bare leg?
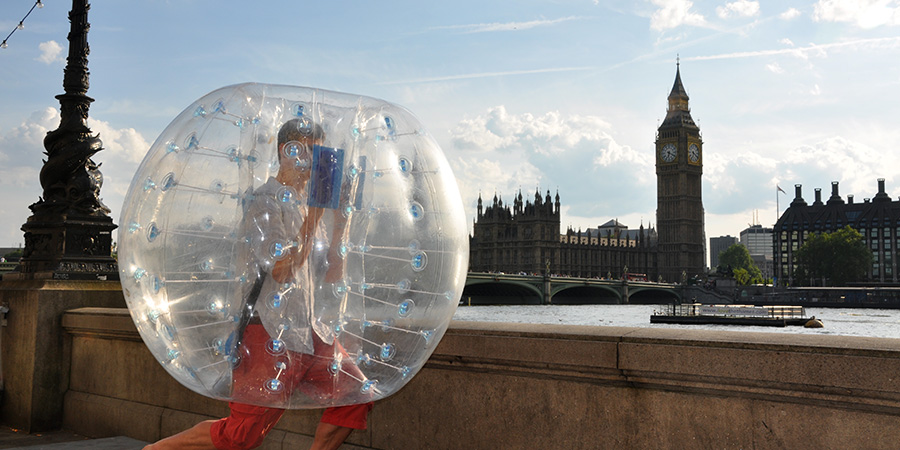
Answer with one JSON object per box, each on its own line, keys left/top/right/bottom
{"left": 143, "top": 420, "right": 217, "bottom": 450}
{"left": 309, "top": 422, "right": 353, "bottom": 450}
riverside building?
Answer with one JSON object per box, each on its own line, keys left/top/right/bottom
{"left": 774, "top": 179, "right": 900, "bottom": 286}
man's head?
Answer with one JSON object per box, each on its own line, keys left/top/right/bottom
{"left": 277, "top": 117, "right": 324, "bottom": 148}
{"left": 276, "top": 118, "right": 324, "bottom": 184}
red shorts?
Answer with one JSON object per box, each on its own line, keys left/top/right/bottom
{"left": 210, "top": 402, "right": 373, "bottom": 450}
{"left": 210, "top": 324, "right": 373, "bottom": 450}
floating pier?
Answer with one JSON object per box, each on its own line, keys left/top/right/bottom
{"left": 651, "top": 304, "right": 817, "bottom": 327}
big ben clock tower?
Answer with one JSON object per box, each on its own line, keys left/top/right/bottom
{"left": 656, "top": 60, "right": 706, "bottom": 282}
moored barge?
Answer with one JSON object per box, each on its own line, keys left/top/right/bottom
{"left": 651, "top": 304, "right": 821, "bottom": 327}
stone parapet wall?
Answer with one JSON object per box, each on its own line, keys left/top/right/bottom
{"left": 61, "top": 308, "right": 900, "bottom": 449}
{"left": 0, "top": 281, "right": 126, "bottom": 431}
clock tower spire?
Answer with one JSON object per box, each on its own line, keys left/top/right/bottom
{"left": 655, "top": 60, "right": 706, "bottom": 283}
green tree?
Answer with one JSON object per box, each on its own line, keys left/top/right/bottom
{"left": 717, "top": 243, "right": 763, "bottom": 285}
{"left": 732, "top": 267, "right": 751, "bottom": 285}
{"left": 3, "top": 248, "right": 23, "bottom": 262}
{"left": 795, "top": 225, "right": 873, "bottom": 286}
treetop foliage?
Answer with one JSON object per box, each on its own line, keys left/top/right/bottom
{"left": 794, "top": 225, "right": 873, "bottom": 286}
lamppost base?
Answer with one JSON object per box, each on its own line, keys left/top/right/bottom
{"left": 14, "top": 213, "right": 118, "bottom": 281}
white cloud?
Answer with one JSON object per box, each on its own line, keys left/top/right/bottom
{"left": 779, "top": 8, "right": 802, "bottom": 20}
{"left": 449, "top": 106, "right": 654, "bottom": 231}
{"left": 36, "top": 40, "right": 63, "bottom": 64}
{"left": 766, "top": 62, "right": 784, "bottom": 73}
{"left": 650, "top": 0, "right": 707, "bottom": 31}
{"left": 687, "top": 36, "right": 900, "bottom": 62}
{"left": 780, "top": 38, "right": 795, "bottom": 46}
{"left": 716, "top": 0, "right": 761, "bottom": 19}
{"left": 0, "top": 108, "right": 150, "bottom": 246}
{"left": 781, "top": 137, "right": 892, "bottom": 197}
{"left": 813, "top": 0, "right": 900, "bottom": 28}
{"left": 433, "top": 17, "right": 582, "bottom": 34}
{"left": 703, "top": 135, "right": 896, "bottom": 223}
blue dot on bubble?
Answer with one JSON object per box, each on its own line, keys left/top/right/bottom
{"left": 185, "top": 134, "right": 200, "bottom": 150}
{"left": 410, "top": 202, "right": 423, "bottom": 220}
{"left": 380, "top": 343, "right": 395, "bottom": 360}
{"left": 285, "top": 143, "right": 299, "bottom": 158}
{"left": 267, "top": 339, "right": 285, "bottom": 355}
{"left": 266, "top": 378, "right": 283, "bottom": 393}
{"left": 411, "top": 252, "right": 427, "bottom": 271}
{"left": 270, "top": 242, "right": 287, "bottom": 259}
{"left": 161, "top": 173, "right": 176, "bottom": 191}
{"left": 277, "top": 187, "right": 294, "bottom": 203}
{"left": 398, "top": 300, "right": 414, "bottom": 317}
{"left": 269, "top": 293, "right": 282, "bottom": 309}
{"left": 399, "top": 157, "right": 411, "bottom": 174}
{"left": 146, "top": 223, "right": 160, "bottom": 242}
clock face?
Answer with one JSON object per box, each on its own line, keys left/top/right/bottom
{"left": 660, "top": 143, "right": 676, "bottom": 162}
{"left": 689, "top": 143, "right": 700, "bottom": 163}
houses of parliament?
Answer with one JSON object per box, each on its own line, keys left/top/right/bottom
{"left": 468, "top": 63, "right": 706, "bottom": 283}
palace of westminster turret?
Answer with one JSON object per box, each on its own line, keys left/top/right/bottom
{"left": 468, "top": 189, "right": 658, "bottom": 279}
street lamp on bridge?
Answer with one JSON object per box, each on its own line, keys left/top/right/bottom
{"left": 16, "top": 0, "right": 117, "bottom": 280}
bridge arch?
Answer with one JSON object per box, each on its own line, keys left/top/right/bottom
{"left": 627, "top": 286, "right": 681, "bottom": 304}
{"left": 462, "top": 277, "right": 544, "bottom": 305}
{"left": 550, "top": 284, "right": 622, "bottom": 304}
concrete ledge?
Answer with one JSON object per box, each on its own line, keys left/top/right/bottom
{"left": 60, "top": 309, "right": 900, "bottom": 449}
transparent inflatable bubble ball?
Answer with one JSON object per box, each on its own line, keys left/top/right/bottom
{"left": 119, "top": 83, "right": 468, "bottom": 408}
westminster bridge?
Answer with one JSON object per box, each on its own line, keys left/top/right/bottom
{"left": 462, "top": 272, "right": 689, "bottom": 305}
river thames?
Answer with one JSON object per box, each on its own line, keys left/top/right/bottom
{"left": 453, "top": 304, "right": 900, "bottom": 339}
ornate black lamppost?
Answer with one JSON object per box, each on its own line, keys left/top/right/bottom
{"left": 18, "top": 0, "right": 117, "bottom": 280}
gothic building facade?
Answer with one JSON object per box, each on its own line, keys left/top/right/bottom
{"left": 655, "top": 62, "right": 706, "bottom": 282}
{"left": 468, "top": 190, "right": 658, "bottom": 279}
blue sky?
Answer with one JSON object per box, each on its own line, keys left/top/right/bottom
{"left": 1, "top": 0, "right": 899, "bottom": 265}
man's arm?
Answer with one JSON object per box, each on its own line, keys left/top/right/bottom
{"left": 271, "top": 206, "right": 325, "bottom": 283}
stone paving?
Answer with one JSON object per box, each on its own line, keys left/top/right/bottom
{"left": 0, "top": 427, "right": 147, "bottom": 450}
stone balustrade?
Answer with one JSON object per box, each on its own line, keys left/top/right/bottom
{"left": 54, "top": 308, "right": 900, "bottom": 449}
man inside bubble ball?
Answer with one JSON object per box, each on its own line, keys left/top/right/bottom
{"left": 144, "top": 118, "right": 373, "bottom": 450}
